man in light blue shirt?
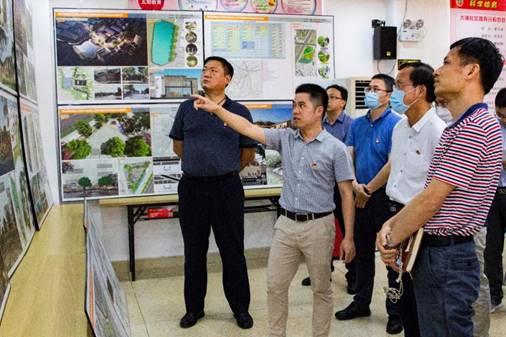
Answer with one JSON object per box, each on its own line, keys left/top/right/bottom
{"left": 192, "top": 83, "right": 356, "bottom": 337}
{"left": 302, "top": 84, "right": 355, "bottom": 290}
{"left": 323, "top": 85, "right": 354, "bottom": 143}
{"left": 336, "top": 74, "right": 403, "bottom": 335}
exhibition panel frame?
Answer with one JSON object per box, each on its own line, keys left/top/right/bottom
{"left": 52, "top": 7, "right": 334, "bottom": 201}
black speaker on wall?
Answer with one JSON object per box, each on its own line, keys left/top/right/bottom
{"left": 373, "top": 26, "right": 397, "bottom": 60}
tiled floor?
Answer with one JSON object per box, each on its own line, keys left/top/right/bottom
{"left": 123, "top": 257, "right": 506, "bottom": 337}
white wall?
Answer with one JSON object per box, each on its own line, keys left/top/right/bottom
{"left": 326, "top": 0, "right": 450, "bottom": 79}
{"left": 33, "top": 0, "right": 451, "bottom": 261}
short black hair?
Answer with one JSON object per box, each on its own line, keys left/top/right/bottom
{"left": 496, "top": 87, "right": 506, "bottom": 108}
{"left": 450, "top": 37, "right": 504, "bottom": 95}
{"left": 399, "top": 62, "right": 436, "bottom": 103}
{"left": 371, "top": 73, "right": 395, "bottom": 92}
{"left": 295, "top": 83, "right": 328, "bottom": 113}
{"left": 204, "top": 56, "right": 234, "bottom": 78}
{"left": 326, "top": 84, "right": 348, "bottom": 109}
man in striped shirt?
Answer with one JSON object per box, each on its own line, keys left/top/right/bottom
{"left": 377, "top": 37, "right": 504, "bottom": 337}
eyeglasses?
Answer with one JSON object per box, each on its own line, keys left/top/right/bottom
{"left": 328, "top": 95, "right": 344, "bottom": 101}
{"left": 364, "top": 87, "right": 391, "bottom": 94}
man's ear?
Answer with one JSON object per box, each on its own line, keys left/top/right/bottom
{"left": 465, "top": 63, "right": 480, "bottom": 80}
{"left": 316, "top": 105, "right": 324, "bottom": 117}
{"left": 225, "top": 74, "right": 232, "bottom": 87}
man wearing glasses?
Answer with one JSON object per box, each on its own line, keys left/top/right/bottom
{"left": 335, "top": 74, "right": 403, "bottom": 335}
{"left": 484, "top": 87, "right": 506, "bottom": 313}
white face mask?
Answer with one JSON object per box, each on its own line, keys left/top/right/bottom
{"left": 435, "top": 106, "right": 452, "bottom": 122}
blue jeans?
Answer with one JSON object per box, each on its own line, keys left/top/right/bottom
{"left": 412, "top": 241, "right": 479, "bottom": 337}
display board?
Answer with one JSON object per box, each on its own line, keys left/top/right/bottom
{"left": 204, "top": 12, "right": 334, "bottom": 100}
{"left": 58, "top": 104, "right": 177, "bottom": 201}
{"left": 129, "top": 0, "right": 322, "bottom": 15}
{"left": 53, "top": 9, "right": 204, "bottom": 105}
{"left": 58, "top": 101, "right": 291, "bottom": 200}
{"left": 53, "top": 8, "right": 331, "bottom": 200}
{"left": 239, "top": 101, "right": 291, "bottom": 186}
{"left": 19, "top": 99, "right": 53, "bottom": 225}
{"left": 0, "top": 277, "right": 10, "bottom": 323}
{"left": 0, "top": 90, "right": 36, "bottom": 279}
{"left": 85, "top": 208, "right": 130, "bottom": 337}
{"left": 0, "top": 0, "right": 16, "bottom": 95}
{"left": 13, "top": 0, "right": 37, "bottom": 102}
{"left": 450, "top": 0, "right": 505, "bottom": 113}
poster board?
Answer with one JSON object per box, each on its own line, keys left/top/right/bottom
{"left": 128, "top": 0, "right": 323, "bottom": 15}
{"left": 85, "top": 207, "right": 130, "bottom": 337}
{"left": 19, "top": 99, "right": 53, "bottom": 226}
{"left": 204, "top": 12, "right": 334, "bottom": 100}
{"left": 0, "top": 0, "right": 16, "bottom": 96}
{"left": 0, "top": 90, "right": 36, "bottom": 279}
{"left": 13, "top": 0, "right": 37, "bottom": 102}
{"left": 53, "top": 8, "right": 333, "bottom": 200}
{"left": 53, "top": 8, "right": 204, "bottom": 105}
{"left": 58, "top": 100, "right": 291, "bottom": 201}
{"left": 239, "top": 101, "right": 291, "bottom": 186}
{"left": 450, "top": 0, "right": 506, "bottom": 113}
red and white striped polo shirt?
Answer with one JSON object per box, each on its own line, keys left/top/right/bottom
{"left": 424, "top": 103, "right": 502, "bottom": 236}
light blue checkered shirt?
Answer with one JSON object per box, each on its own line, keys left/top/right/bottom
{"left": 264, "top": 128, "right": 354, "bottom": 213}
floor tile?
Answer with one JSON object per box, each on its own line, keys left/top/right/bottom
{"left": 131, "top": 257, "right": 506, "bottom": 337}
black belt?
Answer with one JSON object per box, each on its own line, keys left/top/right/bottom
{"left": 280, "top": 208, "right": 332, "bottom": 222}
{"left": 388, "top": 200, "right": 404, "bottom": 213}
{"left": 183, "top": 172, "right": 237, "bottom": 182}
{"left": 497, "top": 187, "right": 506, "bottom": 195}
{"left": 422, "top": 234, "right": 473, "bottom": 247}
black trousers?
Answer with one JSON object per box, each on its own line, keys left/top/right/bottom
{"left": 178, "top": 173, "right": 250, "bottom": 314}
{"left": 484, "top": 190, "right": 506, "bottom": 305}
{"left": 334, "top": 185, "right": 356, "bottom": 286}
{"left": 389, "top": 204, "right": 420, "bottom": 337}
{"left": 353, "top": 188, "right": 400, "bottom": 319}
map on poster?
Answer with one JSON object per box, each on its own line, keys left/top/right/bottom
{"left": 85, "top": 211, "right": 130, "bottom": 337}
{"left": 58, "top": 101, "right": 291, "bottom": 200}
{"left": 0, "top": 0, "right": 16, "bottom": 95}
{"left": 13, "top": 0, "right": 38, "bottom": 102}
{"left": 19, "top": 99, "right": 54, "bottom": 227}
{"left": 53, "top": 9, "right": 204, "bottom": 104}
{"left": 0, "top": 90, "right": 36, "bottom": 279}
{"left": 204, "top": 12, "right": 334, "bottom": 100}
{"left": 129, "top": 0, "right": 322, "bottom": 14}
{"left": 450, "top": 0, "right": 505, "bottom": 113}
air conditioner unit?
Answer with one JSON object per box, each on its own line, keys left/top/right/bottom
{"left": 336, "top": 77, "right": 371, "bottom": 118}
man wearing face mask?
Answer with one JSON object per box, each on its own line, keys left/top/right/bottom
{"left": 336, "top": 74, "right": 402, "bottom": 335}
{"left": 435, "top": 97, "right": 453, "bottom": 123}
{"left": 365, "top": 62, "right": 446, "bottom": 337}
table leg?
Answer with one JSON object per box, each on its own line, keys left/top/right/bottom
{"left": 127, "top": 206, "right": 136, "bottom": 281}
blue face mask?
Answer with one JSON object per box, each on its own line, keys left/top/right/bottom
{"left": 390, "top": 88, "right": 409, "bottom": 114}
{"left": 364, "top": 92, "right": 381, "bottom": 110}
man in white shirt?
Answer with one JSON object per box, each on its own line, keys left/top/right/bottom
{"left": 366, "top": 62, "right": 446, "bottom": 336}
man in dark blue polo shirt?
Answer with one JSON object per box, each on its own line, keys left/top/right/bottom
{"left": 169, "top": 56, "right": 257, "bottom": 329}
{"left": 335, "top": 74, "right": 403, "bottom": 334}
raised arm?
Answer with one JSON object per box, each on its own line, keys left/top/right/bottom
{"left": 193, "top": 95, "right": 266, "bottom": 144}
